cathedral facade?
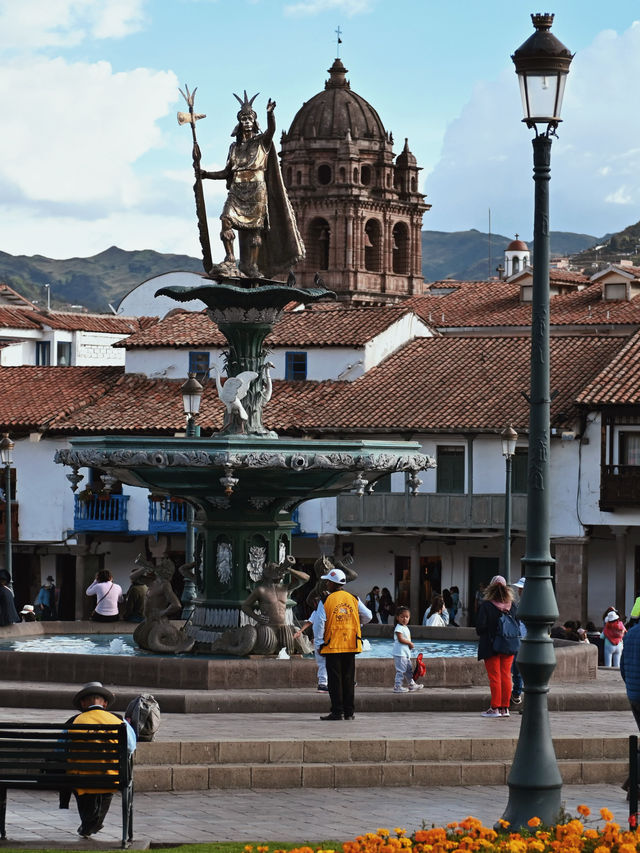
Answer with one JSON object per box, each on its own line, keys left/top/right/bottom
{"left": 280, "top": 59, "right": 430, "bottom": 303}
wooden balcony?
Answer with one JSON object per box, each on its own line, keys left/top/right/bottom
{"left": 337, "top": 493, "right": 527, "bottom": 533}
{"left": 74, "top": 494, "right": 129, "bottom": 532}
{"left": 600, "top": 465, "right": 640, "bottom": 510}
{"left": 0, "top": 502, "right": 19, "bottom": 541}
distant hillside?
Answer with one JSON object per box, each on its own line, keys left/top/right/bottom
{"left": 569, "top": 219, "right": 640, "bottom": 273}
{"left": 0, "top": 246, "right": 204, "bottom": 312}
{"left": 421, "top": 229, "right": 601, "bottom": 282}
{"left": 0, "top": 224, "right": 628, "bottom": 313}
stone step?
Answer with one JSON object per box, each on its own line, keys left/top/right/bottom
{"left": 0, "top": 684, "right": 627, "bottom": 714}
{"left": 134, "top": 735, "right": 629, "bottom": 767}
{"left": 130, "top": 734, "right": 631, "bottom": 790}
{"left": 132, "top": 757, "right": 629, "bottom": 791}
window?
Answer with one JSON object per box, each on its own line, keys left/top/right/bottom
{"left": 620, "top": 433, "right": 640, "bottom": 466}
{"left": 36, "top": 341, "right": 51, "bottom": 366}
{"left": 189, "top": 351, "right": 210, "bottom": 382}
{"left": 57, "top": 341, "right": 71, "bottom": 366}
{"left": 285, "top": 352, "right": 307, "bottom": 381}
{"left": 317, "top": 165, "right": 332, "bottom": 185}
{"left": 436, "top": 446, "right": 465, "bottom": 494}
{"left": 512, "top": 448, "right": 529, "bottom": 494}
{"left": 307, "top": 218, "right": 330, "bottom": 270}
{"left": 360, "top": 165, "right": 371, "bottom": 186}
{"left": 392, "top": 222, "right": 409, "bottom": 274}
{"left": 364, "top": 219, "right": 382, "bottom": 272}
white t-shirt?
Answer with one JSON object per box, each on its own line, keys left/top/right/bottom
{"left": 86, "top": 580, "right": 122, "bottom": 616}
{"left": 425, "top": 612, "right": 447, "bottom": 627}
{"left": 393, "top": 623, "right": 412, "bottom": 658}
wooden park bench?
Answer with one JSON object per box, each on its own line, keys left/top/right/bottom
{"left": 0, "top": 721, "right": 133, "bottom": 848}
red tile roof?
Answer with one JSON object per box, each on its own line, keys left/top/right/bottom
{"left": 0, "top": 334, "right": 629, "bottom": 436}
{"left": 120, "top": 303, "right": 420, "bottom": 349}
{"left": 0, "top": 366, "right": 124, "bottom": 432}
{"left": 407, "top": 279, "right": 640, "bottom": 329}
{"left": 264, "top": 335, "right": 627, "bottom": 434}
{"left": 0, "top": 304, "right": 156, "bottom": 335}
{"left": 577, "top": 329, "right": 640, "bottom": 406}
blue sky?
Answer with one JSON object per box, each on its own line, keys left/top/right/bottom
{"left": 0, "top": 0, "right": 639, "bottom": 260}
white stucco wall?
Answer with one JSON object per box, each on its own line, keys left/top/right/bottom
{"left": 75, "top": 332, "right": 127, "bottom": 366}
{"left": 116, "top": 272, "right": 207, "bottom": 318}
{"left": 363, "top": 314, "right": 432, "bottom": 372}
{"left": 14, "top": 436, "right": 76, "bottom": 542}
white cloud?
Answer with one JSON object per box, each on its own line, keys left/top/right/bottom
{"left": 605, "top": 187, "right": 634, "bottom": 205}
{"left": 0, "top": 0, "right": 146, "bottom": 50}
{"left": 425, "top": 20, "right": 640, "bottom": 238}
{"left": 0, "top": 56, "right": 177, "bottom": 210}
{"left": 284, "top": 0, "right": 374, "bottom": 17}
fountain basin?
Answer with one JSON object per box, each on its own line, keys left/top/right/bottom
{"left": 0, "top": 622, "right": 597, "bottom": 692}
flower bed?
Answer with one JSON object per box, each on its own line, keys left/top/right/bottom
{"left": 254, "top": 807, "right": 640, "bottom": 853}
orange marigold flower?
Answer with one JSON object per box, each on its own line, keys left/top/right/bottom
{"left": 256, "top": 846, "right": 269, "bottom": 853}
{"left": 600, "top": 808, "right": 614, "bottom": 822}
{"left": 527, "top": 818, "right": 541, "bottom": 828}
{"left": 497, "top": 819, "right": 511, "bottom": 829}
{"left": 594, "top": 846, "right": 610, "bottom": 853}
{"left": 447, "top": 823, "right": 458, "bottom": 830}
{"left": 244, "top": 846, "right": 254, "bottom": 852}
{"left": 394, "top": 829, "right": 407, "bottom": 837}
{"left": 619, "top": 844, "right": 636, "bottom": 853}
{"left": 414, "top": 832, "right": 429, "bottom": 843}
{"left": 576, "top": 804, "right": 591, "bottom": 817}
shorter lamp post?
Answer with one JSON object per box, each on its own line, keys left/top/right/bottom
{"left": 0, "top": 433, "right": 14, "bottom": 582}
{"left": 181, "top": 373, "right": 203, "bottom": 437}
{"left": 501, "top": 425, "right": 518, "bottom": 584}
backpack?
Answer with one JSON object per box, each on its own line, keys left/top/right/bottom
{"left": 124, "top": 694, "right": 161, "bottom": 742}
{"left": 492, "top": 610, "right": 521, "bottom": 655}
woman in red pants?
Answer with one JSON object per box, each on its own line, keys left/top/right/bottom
{"left": 476, "top": 575, "right": 518, "bottom": 718}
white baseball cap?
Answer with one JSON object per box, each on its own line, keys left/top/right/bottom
{"left": 513, "top": 577, "right": 526, "bottom": 589}
{"left": 320, "top": 568, "right": 346, "bottom": 585}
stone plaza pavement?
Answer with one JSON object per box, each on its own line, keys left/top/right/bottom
{"left": 0, "top": 668, "right": 637, "bottom": 849}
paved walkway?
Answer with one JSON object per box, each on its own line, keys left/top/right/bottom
{"left": 0, "top": 669, "right": 635, "bottom": 848}
{"left": 3, "top": 784, "right": 633, "bottom": 848}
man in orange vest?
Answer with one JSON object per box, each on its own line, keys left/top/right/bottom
{"left": 316, "top": 567, "right": 372, "bottom": 721}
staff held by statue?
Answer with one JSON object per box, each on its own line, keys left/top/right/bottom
{"left": 177, "top": 84, "right": 213, "bottom": 274}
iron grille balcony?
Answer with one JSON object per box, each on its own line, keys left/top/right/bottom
{"left": 74, "top": 494, "right": 129, "bottom": 532}
{"left": 148, "top": 497, "right": 188, "bottom": 533}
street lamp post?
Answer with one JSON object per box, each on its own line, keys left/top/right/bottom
{"left": 502, "top": 13, "right": 573, "bottom": 829}
{"left": 181, "top": 373, "right": 203, "bottom": 438}
{"left": 501, "top": 425, "right": 518, "bottom": 584}
{"left": 0, "top": 433, "right": 14, "bottom": 582}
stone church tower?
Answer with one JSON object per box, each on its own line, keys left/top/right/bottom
{"left": 280, "top": 58, "right": 430, "bottom": 303}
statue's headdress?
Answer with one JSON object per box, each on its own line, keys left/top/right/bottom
{"left": 231, "top": 90, "right": 260, "bottom": 137}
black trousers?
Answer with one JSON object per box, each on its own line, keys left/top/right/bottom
{"left": 75, "top": 793, "right": 113, "bottom": 834}
{"left": 325, "top": 652, "right": 356, "bottom": 717}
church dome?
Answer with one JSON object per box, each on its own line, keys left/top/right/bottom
{"left": 507, "top": 236, "right": 529, "bottom": 252}
{"left": 286, "top": 58, "right": 388, "bottom": 141}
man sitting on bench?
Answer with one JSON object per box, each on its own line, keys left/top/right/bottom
{"left": 68, "top": 681, "right": 136, "bottom": 839}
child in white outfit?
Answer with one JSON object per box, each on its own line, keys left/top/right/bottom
{"left": 293, "top": 608, "right": 328, "bottom": 691}
{"left": 393, "top": 606, "right": 424, "bottom": 693}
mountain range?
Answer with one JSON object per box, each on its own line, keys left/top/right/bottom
{"left": 0, "top": 226, "right": 629, "bottom": 313}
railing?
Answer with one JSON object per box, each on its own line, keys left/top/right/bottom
{"left": 148, "top": 497, "right": 188, "bottom": 533}
{"left": 337, "top": 492, "right": 527, "bottom": 532}
{"left": 74, "top": 494, "right": 129, "bottom": 532}
{"left": 0, "top": 502, "right": 19, "bottom": 541}
{"left": 600, "top": 465, "right": 640, "bottom": 509}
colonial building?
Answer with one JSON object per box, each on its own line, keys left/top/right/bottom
{"left": 280, "top": 58, "right": 429, "bottom": 303}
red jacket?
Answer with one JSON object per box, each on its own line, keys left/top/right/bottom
{"left": 603, "top": 619, "right": 626, "bottom": 645}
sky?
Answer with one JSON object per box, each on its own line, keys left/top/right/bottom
{"left": 0, "top": 0, "right": 639, "bottom": 262}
